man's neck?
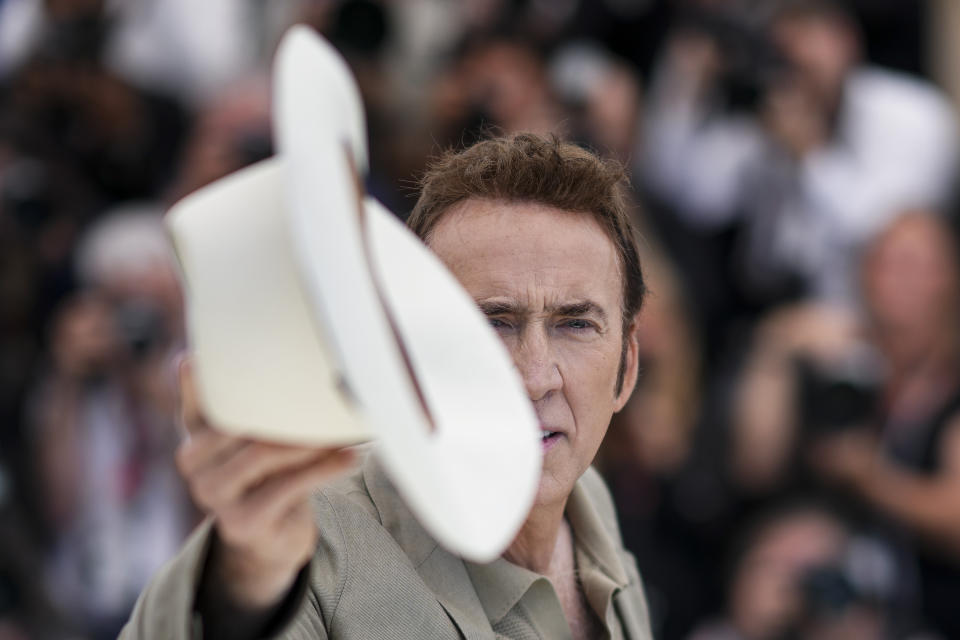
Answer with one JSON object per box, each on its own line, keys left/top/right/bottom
{"left": 503, "top": 498, "right": 568, "bottom": 574}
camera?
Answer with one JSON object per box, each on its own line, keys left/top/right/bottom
{"left": 113, "top": 299, "right": 168, "bottom": 361}
{"left": 794, "top": 348, "right": 883, "bottom": 434}
{"left": 678, "top": 7, "right": 793, "bottom": 113}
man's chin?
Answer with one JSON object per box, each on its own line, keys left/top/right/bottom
{"left": 531, "top": 470, "right": 574, "bottom": 510}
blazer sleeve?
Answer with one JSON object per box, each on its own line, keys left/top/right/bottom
{"left": 118, "top": 517, "right": 333, "bottom": 640}
{"left": 118, "top": 519, "right": 216, "bottom": 640}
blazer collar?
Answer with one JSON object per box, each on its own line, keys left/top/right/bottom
{"left": 361, "top": 457, "right": 633, "bottom": 632}
{"left": 565, "top": 471, "right": 630, "bottom": 587}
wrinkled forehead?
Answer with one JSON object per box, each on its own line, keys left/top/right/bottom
{"left": 425, "top": 198, "right": 623, "bottom": 304}
{"left": 427, "top": 198, "right": 615, "bottom": 261}
{"left": 427, "top": 197, "right": 620, "bottom": 257}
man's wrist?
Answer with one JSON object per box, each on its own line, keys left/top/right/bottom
{"left": 196, "top": 535, "right": 312, "bottom": 639}
{"left": 215, "top": 540, "right": 304, "bottom": 608}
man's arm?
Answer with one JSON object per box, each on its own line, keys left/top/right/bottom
{"left": 121, "top": 357, "right": 355, "bottom": 640}
{"left": 812, "top": 416, "right": 960, "bottom": 559}
{"left": 641, "top": 33, "right": 763, "bottom": 227}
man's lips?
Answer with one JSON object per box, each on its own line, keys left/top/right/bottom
{"left": 539, "top": 423, "right": 563, "bottom": 438}
{"left": 540, "top": 426, "right": 563, "bottom": 451}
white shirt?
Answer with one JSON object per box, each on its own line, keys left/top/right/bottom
{"left": 642, "top": 65, "right": 959, "bottom": 302}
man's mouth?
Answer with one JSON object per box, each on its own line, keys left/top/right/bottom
{"left": 540, "top": 429, "right": 562, "bottom": 451}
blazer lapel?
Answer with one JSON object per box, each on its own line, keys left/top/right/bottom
{"left": 362, "top": 457, "right": 496, "bottom": 640}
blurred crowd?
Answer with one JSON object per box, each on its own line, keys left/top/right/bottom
{"left": 1, "top": 0, "right": 959, "bottom": 639}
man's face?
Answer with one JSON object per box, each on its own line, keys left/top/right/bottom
{"left": 771, "top": 16, "right": 856, "bottom": 105}
{"left": 428, "top": 198, "right": 639, "bottom": 507}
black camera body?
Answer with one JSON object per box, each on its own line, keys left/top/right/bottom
{"left": 679, "top": 7, "right": 793, "bottom": 113}
{"left": 795, "top": 351, "right": 883, "bottom": 434}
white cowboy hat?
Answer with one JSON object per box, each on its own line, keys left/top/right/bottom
{"left": 165, "top": 26, "right": 541, "bottom": 562}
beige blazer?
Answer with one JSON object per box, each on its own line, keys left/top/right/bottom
{"left": 120, "top": 459, "right": 653, "bottom": 639}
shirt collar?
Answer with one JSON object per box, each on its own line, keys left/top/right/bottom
{"left": 464, "top": 467, "right": 630, "bottom": 625}
{"left": 565, "top": 470, "right": 630, "bottom": 587}
{"left": 464, "top": 555, "right": 542, "bottom": 624}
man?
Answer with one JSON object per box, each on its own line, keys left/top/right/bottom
{"left": 121, "top": 133, "right": 654, "bottom": 639}
{"left": 642, "top": 0, "right": 957, "bottom": 304}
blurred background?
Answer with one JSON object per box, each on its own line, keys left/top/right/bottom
{"left": 1, "top": 0, "right": 960, "bottom": 638}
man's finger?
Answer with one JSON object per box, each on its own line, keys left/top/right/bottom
{"left": 256, "top": 448, "right": 356, "bottom": 523}
{"left": 176, "top": 429, "right": 247, "bottom": 478}
{"left": 193, "top": 443, "right": 340, "bottom": 509}
{"left": 217, "top": 449, "right": 355, "bottom": 543}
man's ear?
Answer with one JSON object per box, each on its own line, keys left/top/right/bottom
{"left": 613, "top": 314, "right": 641, "bottom": 412}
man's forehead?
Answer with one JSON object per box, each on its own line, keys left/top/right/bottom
{"left": 426, "top": 198, "right": 624, "bottom": 312}
{"left": 427, "top": 198, "right": 612, "bottom": 252}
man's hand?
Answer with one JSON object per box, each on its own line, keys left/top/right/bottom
{"left": 175, "top": 357, "right": 355, "bottom": 615}
{"left": 807, "top": 429, "right": 879, "bottom": 492}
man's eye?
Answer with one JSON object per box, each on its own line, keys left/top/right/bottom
{"left": 563, "top": 319, "right": 592, "bottom": 331}
{"left": 488, "top": 317, "right": 511, "bottom": 330}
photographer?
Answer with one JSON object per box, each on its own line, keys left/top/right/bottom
{"left": 24, "top": 208, "right": 193, "bottom": 639}
{"left": 689, "top": 504, "right": 894, "bottom": 640}
{"left": 731, "top": 212, "right": 960, "bottom": 638}
{"left": 641, "top": 0, "right": 957, "bottom": 306}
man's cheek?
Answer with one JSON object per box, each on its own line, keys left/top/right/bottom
{"left": 556, "top": 341, "right": 620, "bottom": 380}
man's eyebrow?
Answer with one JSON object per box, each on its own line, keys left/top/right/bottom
{"left": 478, "top": 300, "right": 522, "bottom": 316}
{"left": 476, "top": 299, "right": 608, "bottom": 322}
{"left": 551, "top": 300, "right": 607, "bottom": 323}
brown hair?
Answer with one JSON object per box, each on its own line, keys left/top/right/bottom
{"left": 770, "top": 0, "right": 855, "bottom": 29}
{"left": 407, "top": 132, "right": 646, "bottom": 393}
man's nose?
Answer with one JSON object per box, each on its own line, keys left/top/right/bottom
{"left": 513, "top": 325, "right": 562, "bottom": 402}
